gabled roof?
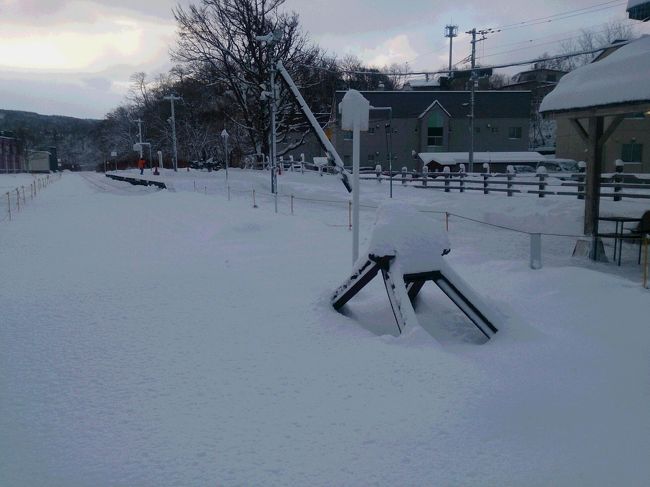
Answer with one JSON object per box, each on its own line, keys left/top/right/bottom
{"left": 418, "top": 100, "right": 451, "bottom": 119}
{"left": 333, "top": 91, "right": 531, "bottom": 119}
{"left": 540, "top": 36, "right": 650, "bottom": 114}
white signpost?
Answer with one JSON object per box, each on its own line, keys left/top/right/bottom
{"left": 339, "top": 90, "right": 370, "bottom": 264}
{"left": 221, "top": 129, "right": 229, "bottom": 185}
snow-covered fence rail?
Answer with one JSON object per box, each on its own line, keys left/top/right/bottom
{"left": 0, "top": 174, "right": 60, "bottom": 223}
{"left": 361, "top": 172, "right": 650, "bottom": 201}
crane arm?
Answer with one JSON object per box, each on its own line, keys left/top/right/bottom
{"left": 275, "top": 61, "right": 351, "bottom": 192}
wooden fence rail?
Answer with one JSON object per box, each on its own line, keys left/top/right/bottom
{"left": 361, "top": 172, "right": 650, "bottom": 201}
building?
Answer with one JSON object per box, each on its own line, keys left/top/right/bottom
{"left": 628, "top": 0, "right": 650, "bottom": 21}
{"left": 499, "top": 67, "right": 568, "bottom": 148}
{"left": 545, "top": 37, "right": 650, "bottom": 174}
{"left": 27, "top": 150, "right": 52, "bottom": 173}
{"left": 0, "top": 132, "right": 23, "bottom": 173}
{"left": 329, "top": 90, "right": 532, "bottom": 171}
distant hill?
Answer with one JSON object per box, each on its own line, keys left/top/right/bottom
{"left": 0, "top": 109, "right": 102, "bottom": 169}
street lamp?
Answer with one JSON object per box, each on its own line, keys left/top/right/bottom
{"left": 221, "top": 129, "right": 230, "bottom": 185}
{"left": 164, "top": 94, "right": 181, "bottom": 171}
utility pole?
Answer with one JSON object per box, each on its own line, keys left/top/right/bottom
{"left": 164, "top": 94, "right": 181, "bottom": 171}
{"left": 445, "top": 25, "right": 458, "bottom": 73}
{"left": 270, "top": 64, "right": 278, "bottom": 194}
{"left": 256, "top": 30, "right": 282, "bottom": 194}
{"left": 134, "top": 119, "right": 144, "bottom": 159}
{"left": 466, "top": 28, "right": 492, "bottom": 173}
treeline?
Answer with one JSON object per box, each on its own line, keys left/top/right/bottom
{"left": 0, "top": 109, "right": 102, "bottom": 169}
{"left": 95, "top": 0, "right": 410, "bottom": 169}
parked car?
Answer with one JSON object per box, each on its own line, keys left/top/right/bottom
{"left": 511, "top": 165, "right": 536, "bottom": 174}
{"left": 536, "top": 160, "right": 579, "bottom": 173}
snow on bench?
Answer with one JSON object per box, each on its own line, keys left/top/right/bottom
{"left": 332, "top": 201, "right": 499, "bottom": 340}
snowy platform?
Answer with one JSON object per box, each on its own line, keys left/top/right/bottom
{"left": 105, "top": 171, "right": 168, "bottom": 189}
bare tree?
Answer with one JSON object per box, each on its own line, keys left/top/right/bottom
{"left": 172, "top": 0, "right": 331, "bottom": 158}
{"left": 558, "top": 20, "right": 635, "bottom": 71}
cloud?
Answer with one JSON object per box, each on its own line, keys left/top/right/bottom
{"left": 82, "top": 77, "right": 113, "bottom": 91}
{"left": 0, "top": 0, "right": 191, "bottom": 23}
{"left": 0, "top": 0, "right": 643, "bottom": 119}
{"left": 358, "top": 35, "right": 418, "bottom": 68}
{"left": 0, "top": 1, "right": 177, "bottom": 73}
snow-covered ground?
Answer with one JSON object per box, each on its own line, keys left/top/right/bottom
{"left": 1, "top": 170, "right": 648, "bottom": 486}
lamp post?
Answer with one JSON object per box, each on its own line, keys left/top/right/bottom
{"left": 221, "top": 129, "right": 230, "bottom": 185}
{"left": 134, "top": 119, "right": 144, "bottom": 159}
{"left": 164, "top": 94, "right": 181, "bottom": 171}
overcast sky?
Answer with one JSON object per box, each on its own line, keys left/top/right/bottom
{"left": 0, "top": 0, "right": 647, "bottom": 119}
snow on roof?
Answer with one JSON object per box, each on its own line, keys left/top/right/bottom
{"left": 540, "top": 36, "right": 650, "bottom": 113}
{"left": 406, "top": 79, "right": 440, "bottom": 87}
{"left": 419, "top": 152, "right": 547, "bottom": 166}
{"left": 628, "top": 0, "right": 647, "bottom": 8}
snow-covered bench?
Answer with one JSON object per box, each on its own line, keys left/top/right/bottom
{"left": 331, "top": 202, "right": 499, "bottom": 340}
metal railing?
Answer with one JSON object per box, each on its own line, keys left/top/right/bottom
{"left": 1, "top": 174, "right": 61, "bottom": 223}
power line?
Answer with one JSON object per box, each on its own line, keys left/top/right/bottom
{"left": 486, "top": 1, "right": 626, "bottom": 32}
{"left": 481, "top": 16, "right": 634, "bottom": 52}
{"left": 298, "top": 40, "right": 628, "bottom": 78}
{"left": 479, "top": 21, "right": 635, "bottom": 60}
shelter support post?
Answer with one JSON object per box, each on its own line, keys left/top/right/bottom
{"left": 584, "top": 116, "right": 604, "bottom": 260}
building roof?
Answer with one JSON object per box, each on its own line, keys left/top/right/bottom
{"left": 334, "top": 90, "right": 531, "bottom": 119}
{"left": 540, "top": 36, "right": 650, "bottom": 114}
{"left": 419, "top": 151, "right": 547, "bottom": 166}
{"left": 628, "top": 0, "right": 650, "bottom": 21}
{"left": 404, "top": 79, "right": 441, "bottom": 89}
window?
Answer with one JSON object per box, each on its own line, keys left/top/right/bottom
{"left": 621, "top": 142, "right": 643, "bottom": 162}
{"left": 547, "top": 74, "right": 557, "bottom": 82}
{"left": 490, "top": 126, "right": 499, "bottom": 133}
{"left": 427, "top": 111, "right": 444, "bottom": 147}
{"left": 368, "top": 127, "right": 376, "bottom": 134}
{"left": 508, "top": 127, "right": 522, "bottom": 139}
{"left": 367, "top": 154, "right": 376, "bottom": 163}
{"left": 343, "top": 155, "right": 351, "bottom": 165}
{"left": 343, "top": 131, "right": 353, "bottom": 141}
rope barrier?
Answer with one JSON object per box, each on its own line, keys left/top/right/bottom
{"left": 212, "top": 182, "right": 587, "bottom": 239}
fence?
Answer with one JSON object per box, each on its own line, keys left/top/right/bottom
{"left": 0, "top": 174, "right": 60, "bottom": 223}
{"left": 248, "top": 164, "right": 650, "bottom": 201}
{"left": 188, "top": 178, "right": 649, "bottom": 288}
{"left": 361, "top": 170, "right": 650, "bottom": 201}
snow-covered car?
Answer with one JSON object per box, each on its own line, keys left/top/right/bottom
{"left": 536, "top": 160, "right": 578, "bottom": 173}
{"left": 511, "top": 165, "right": 536, "bottom": 174}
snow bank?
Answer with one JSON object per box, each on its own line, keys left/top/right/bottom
{"left": 541, "top": 36, "right": 650, "bottom": 113}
